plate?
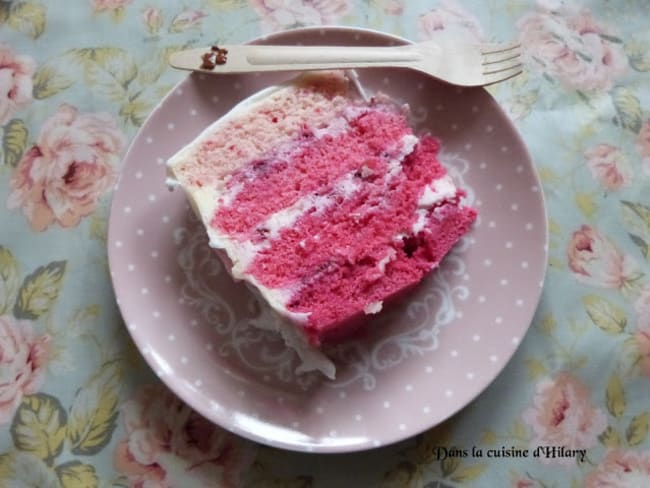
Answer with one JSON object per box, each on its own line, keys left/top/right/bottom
{"left": 108, "top": 26, "right": 547, "bottom": 453}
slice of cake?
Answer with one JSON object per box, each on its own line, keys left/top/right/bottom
{"left": 167, "top": 71, "right": 477, "bottom": 378}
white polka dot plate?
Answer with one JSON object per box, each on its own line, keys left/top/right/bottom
{"left": 108, "top": 26, "right": 547, "bottom": 453}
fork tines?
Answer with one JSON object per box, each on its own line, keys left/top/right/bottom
{"left": 480, "top": 42, "right": 523, "bottom": 82}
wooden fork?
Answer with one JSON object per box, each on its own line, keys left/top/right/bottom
{"left": 169, "top": 40, "right": 523, "bottom": 87}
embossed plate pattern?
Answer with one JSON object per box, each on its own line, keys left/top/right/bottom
{"left": 108, "top": 26, "right": 547, "bottom": 452}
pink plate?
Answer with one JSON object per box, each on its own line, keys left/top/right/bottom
{"left": 108, "top": 26, "right": 547, "bottom": 453}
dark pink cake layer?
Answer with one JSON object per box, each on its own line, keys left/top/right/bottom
{"left": 245, "top": 136, "right": 476, "bottom": 344}
{"left": 212, "top": 107, "right": 411, "bottom": 237}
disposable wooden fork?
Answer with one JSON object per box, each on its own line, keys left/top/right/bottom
{"left": 169, "top": 40, "right": 523, "bottom": 87}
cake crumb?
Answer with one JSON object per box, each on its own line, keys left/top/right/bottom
{"left": 200, "top": 45, "right": 228, "bottom": 70}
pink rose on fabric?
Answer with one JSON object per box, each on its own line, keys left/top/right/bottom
{"left": 169, "top": 8, "right": 207, "bottom": 32}
{"left": 517, "top": 6, "right": 627, "bottom": 91}
{"left": 417, "top": 0, "right": 484, "bottom": 44}
{"left": 567, "top": 225, "right": 639, "bottom": 289}
{"left": 637, "top": 119, "right": 650, "bottom": 176}
{"left": 7, "top": 104, "right": 125, "bottom": 232}
{"left": 0, "top": 45, "right": 36, "bottom": 126}
{"left": 143, "top": 6, "right": 163, "bottom": 35}
{"left": 92, "top": 0, "right": 132, "bottom": 12}
{"left": 585, "top": 449, "right": 650, "bottom": 487}
{"left": 584, "top": 144, "right": 632, "bottom": 190}
{"left": 113, "top": 385, "right": 256, "bottom": 488}
{"left": 523, "top": 372, "right": 606, "bottom": 466}
{"left": 0, "top": 315, "right": 51, "bottom": 424}
{"left": 250, "top": 0, "right": 352, "bottom": 33}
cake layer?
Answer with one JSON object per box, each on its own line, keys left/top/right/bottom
{"left": 244, "top": 136, "right": 476, "bottom": 344}
{"left": 213, "top": 107, "right": 413, "bottom": 238}
{"left": 170, "top": 71, "right": 353, "bottom": 191}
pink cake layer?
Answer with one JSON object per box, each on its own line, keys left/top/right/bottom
{"left": 168, "top": 71, "right": 477, "bottom": 348}
{"left": 214, "top": 107, "right": 412, "bottom": 237}
{"left": 244, "top": 137, "right": 476, "bottom": 344}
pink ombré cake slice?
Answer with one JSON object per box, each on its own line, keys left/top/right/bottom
{"left": 167, "top": 71, "right": 477, "bottom": 378}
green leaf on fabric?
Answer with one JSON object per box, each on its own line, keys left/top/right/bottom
{"left": 119, "top": 98, "right": 152, "bottom": 127}
{"left": 0, "top": 451, "right": 60, "bottom": 487}
{"left": 576, "top": 90, "right": 591, "bottom": 105}
{"left": 525, "top": 358, "right": 548, "bottom": 379}
{"left": 628, "top": 235, "right": 650, "bottom": 259}
{"left": 449, "top": 464, "right": 487, "bottom": 483}
{"left": 621, "top": 201, "right": 650, "bottom": 260}
{"left": 109, "top": 5, "right": 125, "bottom": 23}
{"left": 605, "top": 373, "right": 626, "bottom": 419}
{"left": 626, "top": 412, "right": 650, "bottom": 446}
{"left": 67, "top": 360, "right": 122, "bottom": 455}
{"left": 2, "top": 118, "right": 29, "bottom": 167}
{"left": 575, "top": 192, "right": 597, "bottom": 219}
{"left": 69, "top": 47, "right": 138, "bottom": 103}
{"left": 0, "top": 245, "right": 20, "bottom": 315}
{"left": 33, "top": 64, "right": 74, "bottom": 99}
{"left": 598, "top": 425, "right": 622, "bottom": 447}
{"left": 55, "top": 461, "right": 98, "bottom": 488}
{"left": 583, "top": 294, "right": 627, "bottom": 334}
{"left": 480, "top": 429, "right": 497, "bottom": 445}
{"left": 600, "top": 33, "right": 623, "bottom": 44}
{"left": 13, "top": 261, "right": 67, "bottom": 320}
{"left": 0, "top": 2, "right": 10, "bottom": 24}
{"left": 204, "top": 0, "right": 246, "bottom": 10}
{"left": 137, "top": 43, "right": 191, "bottom": 85}
{"left": 7, "top": 1, "right": 46, "bottom": 39}
{"left": 625, "top": 40, "right": 650, "bottom": 72}
{"left": 510, "top": 420, "right": 529, "bottom": 443}
{"left": 541, "top": 314, "right": 557, "bottom": 334}
{"left": 440, "top": 456, "right": 461, "bottom": 478}
{"left": 381, "top": 461, "right": 416, "bottom": 488}
{"left": 11, "top": 393, "right": 67, "bottom": 465}
{"left": 611, "top": 87, "right": 642, "bottom": 132}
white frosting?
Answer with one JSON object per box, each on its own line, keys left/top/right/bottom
{"left": 418, "top": 175, "right": 457, "bottom": 208}
{"left": 249, "top": 303, "right": 335, "bottom": 379}
{"left": 412, "top": 175, "right": 459, "bottom": 234}
{"left": 386, "top": 134, "right": 419, "bottom": 178}
{"left": 377, "top": 248, "right": 397, "bottom": 273}
{"left": 363, "top": 301, "right": 383, "bottom": 314}
{"left": 412, "top": 209, "right": 428, "bottom": 234}
{"left": 164, "top": 176, "right": 181, "bottom": 189}
{"left": 337, "top": 173, "right": 361, "bottom": 197}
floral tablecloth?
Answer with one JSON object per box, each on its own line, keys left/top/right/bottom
{"left": 2, "top": 0, "right": 650, "bottom": 486}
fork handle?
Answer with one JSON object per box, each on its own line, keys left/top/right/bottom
{"left": 169, "top": 44, "right": 424, "bottom": 73}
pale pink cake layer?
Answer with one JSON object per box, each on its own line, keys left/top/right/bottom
{"left": 172, "top": 72, "right": 353, "bottom": 190}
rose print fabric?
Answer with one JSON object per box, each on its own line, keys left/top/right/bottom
{"left": 8, "top": 104, "right": 124, "bottom": 231}
{"left": 0, "top": 45, "right": 35, "bottom": 126}
{"left": 1, "top": 1, "right": 649, "bottom": 487}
